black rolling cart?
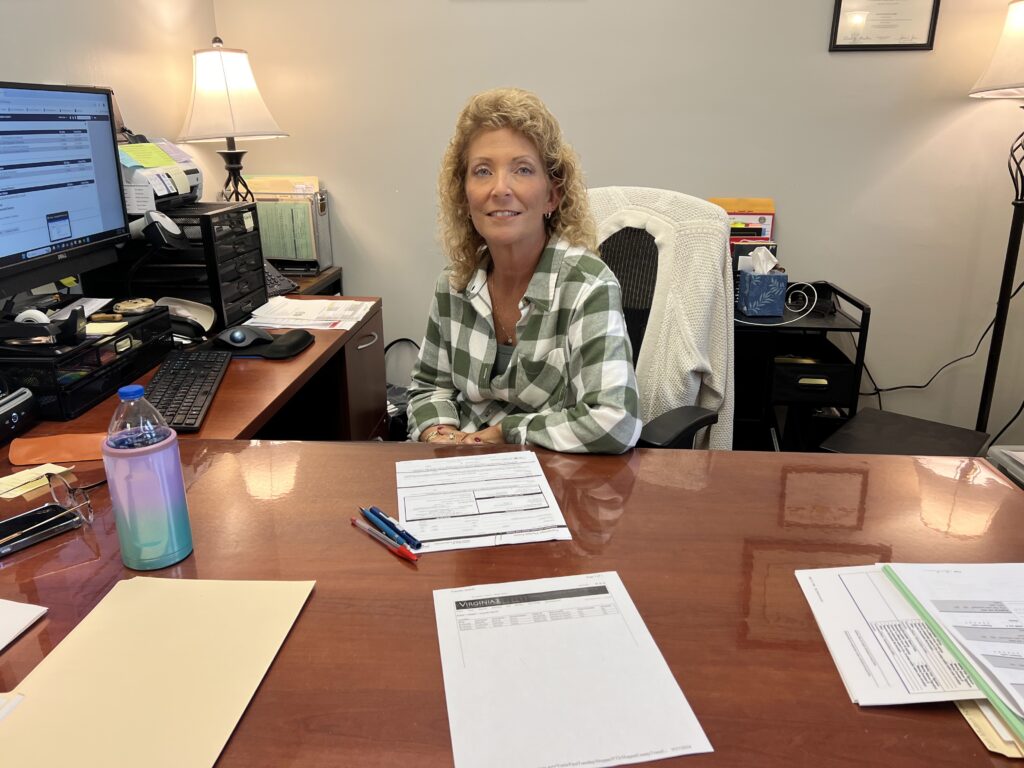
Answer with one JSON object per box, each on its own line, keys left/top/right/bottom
{"left": 733, "top": 282, "right": 870, "bottom": 451}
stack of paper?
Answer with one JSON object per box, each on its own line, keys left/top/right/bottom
{"left": 244, "top": 296, "right": 372, "bottom": 330}
{"left": 395, "top": 452, "right": 570, "bottom": 552}
{"left": 798, "top": 563, "right": 1024, "bottom": 757}
{"left": 0, "top": 599, "right": 46, "bottom": 653}
{"left": 885, "top": 563, "right": 1024, "bottom": 753}
{"left": 434, "top": 572, "right": 712, "bottom": 767}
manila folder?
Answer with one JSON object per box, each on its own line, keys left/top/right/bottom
{"left": 0, "top": 577, "right": 314, "bottom": 767}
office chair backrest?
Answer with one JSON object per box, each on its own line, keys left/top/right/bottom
{"left": 589, "top": 186, "right": 734, "bottom": 450}
{"left": 598, "top": 227, "right": 657, "bottom": 366}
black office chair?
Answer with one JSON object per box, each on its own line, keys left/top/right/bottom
{"left": 589, "top": 187, "right": 734, "bottom": 449}
{"left": 384, "top": 337, "right": 421, "bottom": 440}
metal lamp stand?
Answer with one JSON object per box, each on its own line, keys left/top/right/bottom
{"left": 977, "top": 117, "right": 1024, "bottom": 433}
{"left": 217, "top": 137, "right": 254, "bottom": 202}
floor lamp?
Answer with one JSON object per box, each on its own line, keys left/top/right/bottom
{"left": 178, "top": 37, "right": 287, "bottom": 202}
{"left": 971, "top": 0, "right": 1024, "bottom": 433}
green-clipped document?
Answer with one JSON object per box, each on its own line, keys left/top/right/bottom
{"left": 882, "top": 563, "right": 1024, "bottom": 745}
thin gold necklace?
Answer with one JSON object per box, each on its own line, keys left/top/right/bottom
{"left": 495, "top": 314, "right": 514, "bottom": 345}
{"left": 490, "top": 273, "right": 518, "bottom": 344}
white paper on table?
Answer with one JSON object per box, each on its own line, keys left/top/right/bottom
{"left": 0, "top": 599, "right": 46, "bottom": 653}
{"left": 245, "top": 317, "right": 355, "bottom": 331}
{"left": 796, "top": 565, "right": 982, "bottom": 705}
{"left": 396, "top": 451, "right": 570, "bottom": 552}
{"left": 1007, "top": 450, "right": 1024, "bottom": 467}
{"left": 886, "top": 563, "right": 1024, "bottom": 719}
{"left": 246, "top": 296, "right": 371, "bottom": 330}
{"left": 49, "top": 298, "right": 112, "bottom": 321}
{"left": 434, "top": 571, "right": 712, "bottom": 768}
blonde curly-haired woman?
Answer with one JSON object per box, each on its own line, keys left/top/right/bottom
{"left": 408, "top": 88, "right": 640, "bottom": 454}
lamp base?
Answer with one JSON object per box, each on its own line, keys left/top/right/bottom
{"left": 216, "top": 148, "right": 254, "bottom": 202}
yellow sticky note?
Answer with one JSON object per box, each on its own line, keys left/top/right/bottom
{"left": 0, "top": 464, "right": 68, "bottom": 499}
{"left": 85, "top": 322, "right": 128, "bottom": 336}
{"left": 118, "top": 143, "right": 176, "bottom": 169}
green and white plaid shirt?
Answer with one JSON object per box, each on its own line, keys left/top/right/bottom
{"left": 407, "top": 236, "right": 641, "bottom": 454}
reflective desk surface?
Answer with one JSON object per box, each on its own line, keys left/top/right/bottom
{"left": 1, "top": 441, "right": 1021, "bottom": 767}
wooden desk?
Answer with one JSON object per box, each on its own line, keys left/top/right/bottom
{"left": 1, "top": 443, "right": 1021, "bottom": 766}
{"left": 291, "top": 265, "right": 343, "bottom": 296}
{"left": 17, "top": 298, "right": 386, "bottom": 442}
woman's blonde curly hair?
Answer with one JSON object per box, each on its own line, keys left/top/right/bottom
{"left": 438, "top": 88, "right": 597, "bottom": 291}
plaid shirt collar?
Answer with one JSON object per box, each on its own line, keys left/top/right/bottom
{"left": 463, "top": 234, "right": 581, "bottom": 312}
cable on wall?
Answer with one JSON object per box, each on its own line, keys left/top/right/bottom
{"left": 858, "top": 277, "right": 1024, "bottom": 397}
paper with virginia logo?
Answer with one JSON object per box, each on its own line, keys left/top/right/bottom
{"left": 433, "top": 571, "right": 712, "bottom": 768}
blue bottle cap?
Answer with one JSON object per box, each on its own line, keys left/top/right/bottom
{"left": 117, "top": 384, "right": 145, "bottom": 401}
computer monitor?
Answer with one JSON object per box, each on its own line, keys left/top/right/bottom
{"left": 0, "top": 82, "right": 129, "bottom": 301}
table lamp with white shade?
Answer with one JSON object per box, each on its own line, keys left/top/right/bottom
{"left": 178, "top": 37, "right": 287, "bottom": 202}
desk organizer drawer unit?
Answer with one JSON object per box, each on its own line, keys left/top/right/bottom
{"left": 159, "top": 202, "right": 268, "bottom": 329}
{"left": 770, "top": 337, "right": 856, "bottom": 407}
{"left": 0, "top": 308, "right": 173, "bottom": 420}
{"left": 82, "top": 202, "right": 268, "bottom": 332}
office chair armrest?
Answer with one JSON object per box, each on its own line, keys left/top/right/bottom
{"left": 638, "top": 406, "right": 718, "bottom": 449}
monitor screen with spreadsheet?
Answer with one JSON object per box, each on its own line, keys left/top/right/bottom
{"left": 0, "top": 82, "right": 129, "bottom": 298}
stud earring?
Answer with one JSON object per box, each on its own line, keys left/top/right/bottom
{"left": 544, "top": 211, "right": 552, "bottom": 220}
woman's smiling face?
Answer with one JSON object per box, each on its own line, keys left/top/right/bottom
{"left": 464, "top": 128, "right": 560, "bottom": 253}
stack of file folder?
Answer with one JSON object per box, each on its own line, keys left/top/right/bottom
{"left": 797, "top": 563, "right": 1024, "bottom": 758}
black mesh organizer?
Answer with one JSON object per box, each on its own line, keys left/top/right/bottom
{"left": 0, "top": 307, "right": 173, "bottom": 420}
{"left": 82, "top": 201, "right": 269, "bottom": 331}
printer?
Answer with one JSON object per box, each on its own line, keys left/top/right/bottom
{"left": 118, "top": 140, "right": 203, "bottom": 214}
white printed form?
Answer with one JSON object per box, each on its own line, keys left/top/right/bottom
{"left": 887, "top": 563, "right": 1024, "bottom": 719}
{"left": 796, "top": 565, "right": 982, "bottom": 705}
{"left": 396, "top": 451, "right": 570, "bottom": 552}
{"left": 434, "top": 571, "right": 712, "bottom": 768}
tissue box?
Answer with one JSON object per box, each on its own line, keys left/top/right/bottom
{"left": 738, "top": 271, "right": 787, "bottom": 317}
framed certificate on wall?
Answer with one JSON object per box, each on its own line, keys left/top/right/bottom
{"left": 830, "top": 0, "right": 940, "bottom": 51}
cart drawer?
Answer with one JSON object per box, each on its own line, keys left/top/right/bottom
{"left": 771, "top": 341, "right": 855, "bottom": 406}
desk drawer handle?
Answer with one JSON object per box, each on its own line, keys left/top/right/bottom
{"left": 797, "top": 376, "right": 829, "bottom": 389}
{"left": 356, "top": 331, "right": 379, "bottom": 350}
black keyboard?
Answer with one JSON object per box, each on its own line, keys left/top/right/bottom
{"left": 144, "top": 349, "right": 232, "bottom": 432}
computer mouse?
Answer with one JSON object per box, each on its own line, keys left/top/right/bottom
{"left": 216, "top": 325, "right": 275, "bottom": 348}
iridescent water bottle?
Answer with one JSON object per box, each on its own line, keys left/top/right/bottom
{"left": 101, "top": 384, "right": 193, "bottom": 570}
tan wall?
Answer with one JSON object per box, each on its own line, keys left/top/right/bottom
{"left": 6, "top": 0, "right": 1024, "bottom": 440}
